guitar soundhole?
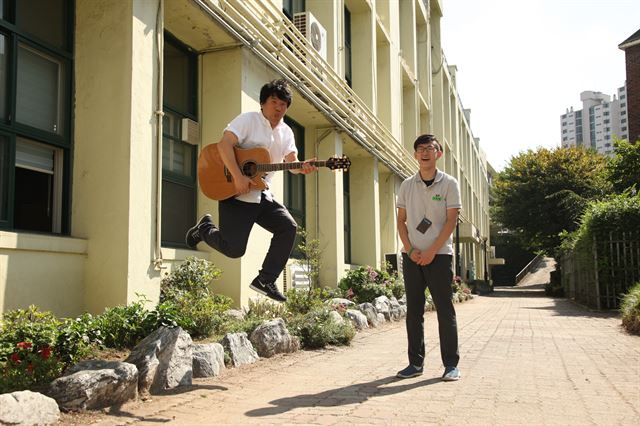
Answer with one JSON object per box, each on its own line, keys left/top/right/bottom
{"left": 241, "top": 161, "right": 258, "bottom": 178}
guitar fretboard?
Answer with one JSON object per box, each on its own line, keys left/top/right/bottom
{"left": 257, "top": 161, "right": 328, "bottom": 172}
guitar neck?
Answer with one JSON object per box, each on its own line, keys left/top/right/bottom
{"left": 257, "top": 161, "right": 328, "bottom": 172}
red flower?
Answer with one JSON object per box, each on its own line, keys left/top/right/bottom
{"left": 39, "top": 346, "right": 52, "bottom": 360}
{"left": 10, "top": 353, "right": 21, "bottom": 364}
{"left": 16, "top": 341, "right": 32, "bottom": 350}
{"left": 26, "top": 363, "right": 34, "bottom": 374}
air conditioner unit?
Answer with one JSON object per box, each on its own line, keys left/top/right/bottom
{"left": 293, "top": 12, "right": 327, "bottom": 61}
{"left": 181, "top": 118, "right": 200, "bottom": 145}
{"left": 284, "top": 263, "right": 311, "bottom": 291}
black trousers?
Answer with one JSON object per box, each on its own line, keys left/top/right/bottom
{"left": 200, "top": 193, "right": 297, "bottom": 283}
{"left": 402, "top": 253, "right": 459, "bottom": 368}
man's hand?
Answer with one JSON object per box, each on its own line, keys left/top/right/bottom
{"left": 299, "top": 158, "right": 317, "bottom": 174}
{"left": 409, "top": 248, "right": 422, "bottom": 263}
{"left": 416, "top": 247, "right": 437, "bottom": 266}
{"left": 234, "top": 174, "right": 256, "bottom": 194}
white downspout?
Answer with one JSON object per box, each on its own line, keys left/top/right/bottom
{"left": 153, "top": 0, "right": 165, "bottom": 270}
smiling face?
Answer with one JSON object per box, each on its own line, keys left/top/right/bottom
{"left": 261, "top": 95, "right": 289, "bottom": 128}
{"left": 414, "top": 141, "right": 442, "bottom": 167}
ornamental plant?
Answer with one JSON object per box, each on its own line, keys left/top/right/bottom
{"left": 338, "top": 264, "right": 404, "bottom": 303}
{"left": 0, "top": 306, "right": 68, "bottom": 393}
{"left": 621, "top": 282, "right": 640, "bottom": 335}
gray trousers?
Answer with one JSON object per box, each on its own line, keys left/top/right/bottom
{"left": 200, "top": 193, "right": 297, "bottom": 283}
{"left": 402, "top": 253, "right": 459, "bottom": 368}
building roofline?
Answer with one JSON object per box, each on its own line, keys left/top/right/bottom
{"left": 619, "top": 28, "right": 640, "bottom": 50}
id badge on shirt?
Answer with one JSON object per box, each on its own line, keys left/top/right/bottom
{"left": 416, "top": 217, "right": 432, "bottom": 234}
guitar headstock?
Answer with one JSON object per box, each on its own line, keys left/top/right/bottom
{"left": 326, "top": 156, "right": 351, "bottom": 171}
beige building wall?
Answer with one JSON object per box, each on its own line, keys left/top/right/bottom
{"left": 1, "top": 0, "right": 493, "bottom": 316}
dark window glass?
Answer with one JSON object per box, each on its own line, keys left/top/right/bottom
{"left": 343, "top": 172, "right": 351, "bottom": 264}
{"left": 0, "top": 135, "right": 8, "bottom": 222}
{"left": 0, "top": 34, "right": 7, "bottom": 121}
{"left": 344, "top": 6, "right": 352, "bottom": 87}
{"left": 14, "top": 139, "right": 57, "bottom": 232}
{"left": 284, "top": 117, "right": 305, "bottom": 258}
{"left": 16, "top": 0, "right": 68, "bottom": 50}
{"left": 162, "top": 35, "right": 197, "bottom": 247}
{"left": 164, "top": 39, "right": 196, "bottom": 116}
{"left": 162, "top": 180, "right": 196, "bottom": 246}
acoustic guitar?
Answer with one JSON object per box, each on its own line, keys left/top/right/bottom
{"left": 197, "top": 143, "right": 351, "bottom": 201}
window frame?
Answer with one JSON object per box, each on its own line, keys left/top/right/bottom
{"left": 283, "top": 116, "right": 305, "bottom": 259}
{"left": 0, "top": 0, "right": 73, "bottom": 233}
{"left": 161, "top": 33, "right": 198, "bottom": 248}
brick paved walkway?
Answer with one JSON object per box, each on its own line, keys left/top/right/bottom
{"left": 64, "top": 278, "right": 640, "bottom": 425}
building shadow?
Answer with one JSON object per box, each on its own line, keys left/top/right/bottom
{"left": 245, "top": 375, "right": 442, "bottom": 417}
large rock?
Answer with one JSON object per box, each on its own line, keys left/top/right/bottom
{"left": 327, "top": 298, "right": 355, "bottom": 309}
{"left": 329, "top": 310, "right": 344, "bottom": 325}
{"left": 358, "top": 302, "right": 384, "bottom": 327}
{"left": 389, "top": 297, "right": 403, "bottom": 321}
{"left": 220, "top": 332, "right": 259, "bottom": 367}
{"left": 0, "top": 390, "right": 60, "bottom": 425}
{"left": 125, "top": 326, "right": 193, "bottom": 395}
{"left": 249, "top": 318, "right": 300, "bottom": 358}
{"left": 374, "top": 295, "right": 392, "bottom": 321}
{"left": 345, "top": 309, "right": 369, "bottom": 330}
{"left": 47, "top": 360, "right": 137, "bottom": 411}
{"left": 192, "top": 343, "right": 226, "bottom": 378}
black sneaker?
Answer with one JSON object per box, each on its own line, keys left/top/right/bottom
{"left": 185, "top": 214, "right": 213, "bottom": 249}
{"left": 250, "top": 277, "right": 287, "bottom": 302}
{"left": 396, "top": 364, "right": 424, "bottom": 379}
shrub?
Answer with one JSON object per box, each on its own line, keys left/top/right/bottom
{"left": 157, "top": 293, "right": 232, "bottom": 338}
{"left": 161, "top": 256, "right": 222, "bottom": 300}
{"left": 0, "top": 306, "right": 66, "bottom": 393}
{"left": 158, "top": 257, "right": 228, "bottom": 338}
{"left": 287, "top": 307, "right": 356, "bottom": 349}
{"left": 338, "top": 265, "right": 403, "bottom": 303}
{"left": 621, "top": 282, "right": 640, "bottom": 335}
{"left": 285, "top": 287, "right": 330, "bottom": 315}
{"left": 92, "top": 298, "right": 154, "bottom": 349}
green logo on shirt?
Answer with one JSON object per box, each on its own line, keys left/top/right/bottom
{"left": 432, "top": 194, "right": 442, "bottom": 201}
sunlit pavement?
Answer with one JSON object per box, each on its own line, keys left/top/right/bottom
{"left": 68, "top": 272, "right": 640, "bottom": 425}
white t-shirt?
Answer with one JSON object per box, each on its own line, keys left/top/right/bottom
{"left": 225, "top": 111, "right": 298, "bottom": 203}
{"left": 396, "top": 170, "right": 462, "bottom": 255}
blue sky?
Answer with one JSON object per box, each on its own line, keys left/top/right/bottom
{"left": 440, "top": 0, "right": 640, "bottom": 170}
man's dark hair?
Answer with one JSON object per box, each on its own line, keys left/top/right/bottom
{"left": 260, "top": 79, "right": 292, "bottom": 107}
{"left": 413, "top": 134, "right": 442, "bottom": 152}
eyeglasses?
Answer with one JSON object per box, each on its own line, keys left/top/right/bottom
{"left": 416, "top": 146, "right": 438, "bottom": 153}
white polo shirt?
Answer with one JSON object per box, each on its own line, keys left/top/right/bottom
{"left": 225, "top": 111, "right": 298, "bottom": 203}
{"left": 396, "top": 169, "right": 462, "bottom": 255}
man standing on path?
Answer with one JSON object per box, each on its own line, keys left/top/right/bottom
{"left": 396, "top": 134, "right": 462, "bottom": 381}
{"left": 185, "top": 79, "right": 317, "bottom": 303}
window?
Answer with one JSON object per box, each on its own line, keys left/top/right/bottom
{"left": 282, "top": 0, "right": 305, "bottom": 20}
{"left": 344, "top": 6, "right": 352, "bottom": 87}
{"left": 284, "top": 117, "right": 305, "bottom": 258}
{"left": 0, "top": 0, "right": 72, "bottom": 233}
{"left": 343, "top": 172, "right": 351, "bottom": 264}
{"left": 621, "top": 103, "right": 626, "bottom": 108}
{"left": 622, "top": 126, "right": 627, "bottom": 131}
{"left": 162, "top": 34, "right": 198, "bottom": 247}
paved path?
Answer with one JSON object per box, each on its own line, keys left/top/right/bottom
{"left": 62, "top": 274, "right": 640, "bottom": 425}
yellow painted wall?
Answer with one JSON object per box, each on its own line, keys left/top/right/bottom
{"left": 0, "top": 232, "right": 86, "bottom": 317}
{"left": 74, "top": 0, "right": 161, "bottom": 314}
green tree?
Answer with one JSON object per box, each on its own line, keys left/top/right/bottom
{"left": 606, "top": 138, "right": 640, "bottom": 194}
{"left": 492, "top": 147, "right": 611, "bottom": 255}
